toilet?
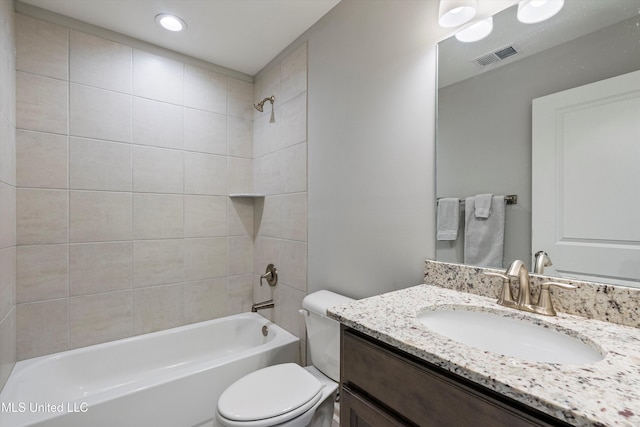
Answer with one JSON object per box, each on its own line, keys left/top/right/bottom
{"left": 216, "top": 290, "right": 353, "bottom": 427}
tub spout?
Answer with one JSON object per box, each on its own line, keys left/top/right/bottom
{"left": 251, "top": 299, "right": 274, "bottom": 312}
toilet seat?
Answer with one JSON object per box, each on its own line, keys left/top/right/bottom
{"left": 217, "top": 363, "right": 324, "bottom": 427}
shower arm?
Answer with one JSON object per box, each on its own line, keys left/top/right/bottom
{"left": 253, "top": 96, "right": 275, "bottom": 112}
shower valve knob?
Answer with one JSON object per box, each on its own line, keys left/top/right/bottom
{"left": 260, "top": 264, "right": 278, "bottom": 287}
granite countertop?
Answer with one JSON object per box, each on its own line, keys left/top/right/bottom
{"left": 327, "top": 284, "right": 640, "bottom": 427}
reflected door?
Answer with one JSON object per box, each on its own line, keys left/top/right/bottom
{"left": 532, "top": 69, "right": 640, "bottom": 286}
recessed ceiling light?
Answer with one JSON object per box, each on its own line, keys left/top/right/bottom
{"left": 155, "top": 13, "right": 187, "bottom": 32}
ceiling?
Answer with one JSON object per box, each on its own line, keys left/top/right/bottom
{"left": 18, "top": 0, "right": 341, "bottom": 77}
{"left": 21, "top": 0, "right": 632, "bottom": 82}
{"left": 438, "top": 0, "right": 640, "bottom": 87}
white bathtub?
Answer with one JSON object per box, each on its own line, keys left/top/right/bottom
{"left": 0, "top": 313, "right": 299, "bottom": 427}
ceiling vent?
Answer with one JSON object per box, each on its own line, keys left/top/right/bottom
{"left": 473, "top": 44, "right": 519, "bottom": 67}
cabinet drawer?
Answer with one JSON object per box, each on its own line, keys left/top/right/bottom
{"left": 341, "top": 385, "right": 408, "bottom": 427}
{"left": 341, "top": 328, "right": 556, "bottom": 427}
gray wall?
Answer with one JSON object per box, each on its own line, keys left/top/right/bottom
{"left": 437, "top": 14, "right": 640, "bottom": 268}
{"left": 305, "top": 0, "right": 438, "bottom": 299}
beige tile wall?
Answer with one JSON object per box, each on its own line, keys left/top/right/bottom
{"left": 0, "top": 0, "right": 16, "bottom": 391}
{"left": 11, "top": 12, "right": 308, "bottom": 364}
{"left": 14, "top": 14, "right": 256, "bottom": 360}
{"left": 252, "top": 44, "right": 309, "bottom": 356}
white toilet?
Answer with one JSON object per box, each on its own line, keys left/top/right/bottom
{"left": 216, "top": 290, "right": 353, "bottom": 427}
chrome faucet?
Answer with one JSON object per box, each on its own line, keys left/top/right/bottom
{"left": 485, "top": 260, "right": 576, "bottom": 316}
{"left": 533, "top": 251, "right": 552, "bottom": 274}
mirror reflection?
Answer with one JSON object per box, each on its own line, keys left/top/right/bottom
{"left": 436, "top": 0, "right": 640, "bottom": 286}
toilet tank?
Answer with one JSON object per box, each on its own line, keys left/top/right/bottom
{"left": 302, "top": 290, "right": 354, "bottom": 382}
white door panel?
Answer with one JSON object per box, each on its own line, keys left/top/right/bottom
{"left": 532, "top": 69, "right": 640, "bottom": 286}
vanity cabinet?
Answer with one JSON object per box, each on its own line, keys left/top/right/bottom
{"left": 340, "top": 327, "right": 569, "bottom": 427}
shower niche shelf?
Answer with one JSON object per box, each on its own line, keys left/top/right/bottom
{"left": 229, "top": 193, "right": 265, "bottom": 198}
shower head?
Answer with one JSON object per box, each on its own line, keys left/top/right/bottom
{"left": 253, "top": 96, "right": 275, "bottom": 112}
{"left": 254, "top": 96, "right": 276, "bottom": 123}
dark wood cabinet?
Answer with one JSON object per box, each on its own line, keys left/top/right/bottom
{"left": 340, "top": 327, "right": 569, "bottom": 427}
{"left": 341, "top": 386, "right": 407, "bottom": 427}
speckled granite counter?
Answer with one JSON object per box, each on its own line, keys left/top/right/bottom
{"left": 424, "top": 260, "right": 640, "bottom": 328}
{"left": 328, "top": 284, "right": 640, "bottom": 427}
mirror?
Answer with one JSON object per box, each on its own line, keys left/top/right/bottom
{"left": 436, "top": 0, "right": 640, "bottom": 285}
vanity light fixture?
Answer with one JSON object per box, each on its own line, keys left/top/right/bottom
{"left": 155, "top": 13, "right": 187, "bottom": 32}
{"left": 455, "top": 17, "right": 493, "bottom": 42}
{"left": 438, "top": 0, "right": 477, "bottom": 28}
{"left": 517, "top": 0, "right": 564, "bottom": 24}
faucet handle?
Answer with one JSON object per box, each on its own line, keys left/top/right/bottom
{"left": 535, "top": 282, "right": 577, "bottom": 316}
{"left": 540, "top": 281, "right": 576, "bottom": 291}
{"left": 484, "top": 272, "right": 516, "bottom": 307}
{"left": 484, "top": 271, "right": 509, "bottom": 280}
{"left": 260, "top": 263, "right": 278, "bottom": 287}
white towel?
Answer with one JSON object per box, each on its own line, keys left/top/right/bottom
{"left": 436, "top": 198, "right": 460, "bottom": 241}
{"left": 464, "top": 195, "right": 505, "bottom": 268}
{"left": 474, "top": 193, "right": 493, "bottom": 218}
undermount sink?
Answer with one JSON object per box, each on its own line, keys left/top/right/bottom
{"left": 417, "top": 307, "right": 604, "bottom": 365}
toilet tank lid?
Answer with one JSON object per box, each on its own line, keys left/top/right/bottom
{"left": 302, "top": 290, "right": 354, "bottom": 316}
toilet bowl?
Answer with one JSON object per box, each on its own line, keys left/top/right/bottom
{"left": 216, "top": 290, "right": 353, "bottom": 427}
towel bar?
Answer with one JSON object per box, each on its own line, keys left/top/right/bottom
{"left": 437, "top": 194, "right": 517, "bottom": 205}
